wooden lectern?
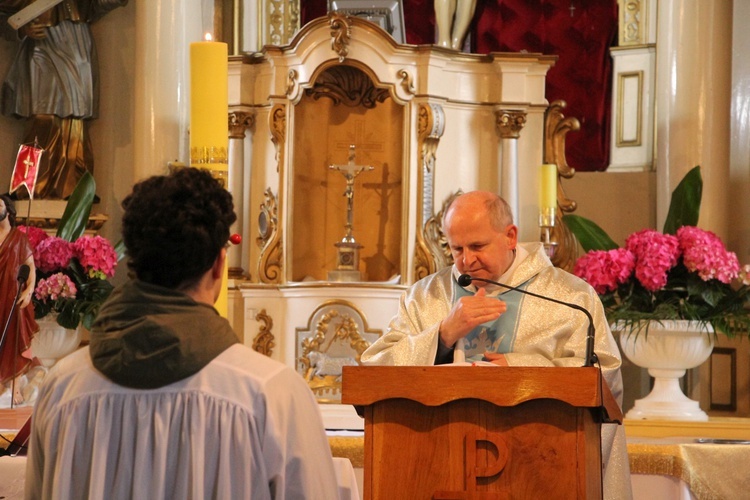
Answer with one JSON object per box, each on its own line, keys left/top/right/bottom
{"left": 342, "top": 365, "right": 622, "bottom": 499}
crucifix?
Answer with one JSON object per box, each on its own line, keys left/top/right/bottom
{"left": 327, "top": 145, "right": 374, "bottom": 282}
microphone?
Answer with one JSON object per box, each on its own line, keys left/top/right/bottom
{"left": 17, "top": 264, "right": 30, "bottom": 283}
{"left": 457, "top": 274, "right": 598, "bottom": 367}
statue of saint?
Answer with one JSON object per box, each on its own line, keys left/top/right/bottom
{"left": 0, "top": 194, "right": 38, "bottom": 405}
{"left": 0, "top": 0, "right": 128, "bottom": 199}
{"left": 435, "top": 0, "right": 477, "bottom": 51}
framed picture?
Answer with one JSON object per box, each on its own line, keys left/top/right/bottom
{"left": 328, "top": 1, "right": 406, "bottom": 44}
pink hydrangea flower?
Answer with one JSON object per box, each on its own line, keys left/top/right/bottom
{"left": 677, "top": 226, "right": 739, "bottom": 284}
{"left": 574, "top": 248, "right": 635, "bottom": 294}
{"left": 17, "top": 225, "right": 49, "bottom": 250}
{"left": 35, "top": 272, "right": 77, "bottom": 302}
{"left": 73, "top": 235, "right": 118, "bottom": 278}
{"left": 625, "top": 229, "right": 680, "bottom": 292}
{"left": 35, "top": 237, "right": 74, "bottom": 273}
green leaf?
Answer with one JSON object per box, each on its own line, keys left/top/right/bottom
{"left": 57, "top": 171, "right": 96, "bottom": 242}
{"left": 562, "top": 214, "right": 619, "bottom": 252}
{"left": 114, "top": 239, "right": 127, "bottom": 262}
{"left": 663, "top": 166, "right": 702, "bottom": 234}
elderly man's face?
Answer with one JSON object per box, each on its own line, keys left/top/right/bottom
{"left": 444, "top": 200, "right": 518, "bottom": 286}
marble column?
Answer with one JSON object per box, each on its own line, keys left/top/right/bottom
{"left": 495, "top": 110, "right": 527, "bottom": 221}
{"left": 228, "top": 110, "right": 255, "bottom": 278}
{"left": 655, "top": 0, "right": 732, "bottom": 238}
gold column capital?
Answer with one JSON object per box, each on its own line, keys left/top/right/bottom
{"left": 495, "top": 110, "right": 527, "bottom": 139}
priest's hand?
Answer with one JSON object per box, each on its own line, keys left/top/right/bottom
{"left": 482, "top": 351, "right": 508, "bottom": 366}
{"left": 438, "top": 287, "right": 506, "bottom": 348}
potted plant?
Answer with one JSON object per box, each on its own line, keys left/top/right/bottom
{"left": 564, "top": 166, "right": 750, "bottom": 420}
{"left": 19, "top": 173, "right": 122, "bottom": 366}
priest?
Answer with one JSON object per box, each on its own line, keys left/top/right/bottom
{"left": 362, "top": 190, "right": 633, "bottom": 499}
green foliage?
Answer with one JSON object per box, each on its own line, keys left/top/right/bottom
{"left": 663, "top": 166, "right": 702, "bottom": 235}
{"left": 56, "top": 171, "right": 95, "bottom": 242}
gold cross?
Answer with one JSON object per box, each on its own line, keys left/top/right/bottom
{"left": 23, "top": 157, "right": 33, "bottom": 178}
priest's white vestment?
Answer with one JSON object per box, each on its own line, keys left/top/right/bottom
{"left": 362, "top": 242, "right": 633, "bottom": 500}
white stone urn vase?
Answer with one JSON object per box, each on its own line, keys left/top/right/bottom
{"left": 617, "top": 320, "right": 714, "bottom": 421}
{"left": 31, "top": 314, "right": 82, "bottom": 368}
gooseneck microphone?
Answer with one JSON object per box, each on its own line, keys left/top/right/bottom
{"left": 457, "top": 274, "right": 598, "bottom": 367}
{"left": 17, "top": 264, "right": 30, "bottom": 283}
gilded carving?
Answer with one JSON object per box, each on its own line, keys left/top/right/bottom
{"left": 257, "top": 188, "right": 283, "bottom": 284}
{"left": 414, "top": 103, "right": 447, "bottom": 280}
{"left": 495, "top": 110, "right": 527, "bottom": 139}
{"left": 252, "top": 309, "right": 275, "bottom": 356}
{"left": 228, "top": 111, "right": 255, "bottom": 139}
{"left": 269, "top": 103, "right": 286, "bottom": 173}
{"left": 305, "top": 66, "right": 389, "bottom": 108}
{"left": 415, "top": 191, "right": 460, "bottom": 280}
{"left": 329, "top": 12, "right": 352, "bottom": 62}
{"left": 620, "top": 0, "right": 644, "bottom": 46}
{"left": 286, "top": 69, "right": 298, "bottom": 97}
{"left": 397, "top": 69, "right": 416, "bottom": 95}
{"left": 296, "top": 302, "right": 380, "bottom": 402}
{"left": 543, "top": 100, "right": 581, "bottom": 272}
{"left": 265, "top": 0, "right": 300, "bottom": 46}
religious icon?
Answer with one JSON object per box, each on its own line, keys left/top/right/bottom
{"left": 327, "top": 145, "right": 374, "bottom": 281}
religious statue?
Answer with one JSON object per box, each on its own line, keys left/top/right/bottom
{"left": 0, "top": 0, "right": 128, "bottom": 199}
{"left": 435, "top": 0, "right": 477, "bottom": 51}
{"left": 0, "top": 194, "right": 38, "bottom": 406}
{"left": 328, "top": 145, "right": 373, "bottom": 281}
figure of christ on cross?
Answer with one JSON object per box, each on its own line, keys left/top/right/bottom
{"left": 329, "top": 145, "right": 374, "bottom": 244}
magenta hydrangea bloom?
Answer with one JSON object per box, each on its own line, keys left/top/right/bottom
{"left": 35, "top": 237, "right": 74, "bottom": 273}
{"left": 574, "top": 248, "right": 635, "bottom": 294}
{"left": 625, "top": 229, "right": 680, "bottom": 292}
{"left": 35, "top": 272, "right": 77, "bottom": 302}
{"left": 73, "top": 235, "right": 118, "bottom": 278}
{"left": 18, "top": 225, "right": 49, "bottom": 250}
{"left": 677, "top": 226, "right": 739, "bottom": 283}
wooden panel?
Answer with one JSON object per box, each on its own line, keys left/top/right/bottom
{"left": 343, "top": 366, "right": 617, "bottom": 414}
{"left": 362, "top": 398, "right": 600, "bottom": 499}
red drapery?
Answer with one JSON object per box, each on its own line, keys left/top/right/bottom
{"left": 300, "top": 1, "right": 617, "bottom": 171}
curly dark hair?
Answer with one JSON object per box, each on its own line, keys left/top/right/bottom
{"left": 0, "top": 194, "right": 17, "bottom": 227}
{"left": 121, "top": 168, "right": 236, "bottom": 288}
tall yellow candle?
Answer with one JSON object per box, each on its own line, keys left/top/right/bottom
{"left": 190, "top": 34, "right": 228, "bottom": 174}
{"left": 190, "top": 34, "right": 229, "bottom": 316}
{"left": 540, "top": 163, "right": 558, "bottom": 211}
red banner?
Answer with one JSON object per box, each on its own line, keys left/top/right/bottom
{"left": 9, "top": 144, "right": 43, "bottom": 199}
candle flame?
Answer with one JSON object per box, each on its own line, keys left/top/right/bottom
{"left": 204, "top": 32, "right": 213, "bottom": 42}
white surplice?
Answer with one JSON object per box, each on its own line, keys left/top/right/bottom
{"left": 25, "top": 344, "right": 340, "bottom": 500}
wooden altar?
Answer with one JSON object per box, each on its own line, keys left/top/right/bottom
{"left": 226, "top": 14, "right": 557, "bottom": 424}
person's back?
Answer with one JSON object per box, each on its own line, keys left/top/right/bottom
{"left": 25, "top": 168, "right": 339, "bottom": 499}
{"left": 26, "top": 344, "right": 337, "bottom": 499}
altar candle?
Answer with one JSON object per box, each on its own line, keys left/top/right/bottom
{"left": 540, "top": 163, "right": 558, "bottom": 211}
{"left": 190, "top": 34, "right": 229, "bottom": 316}
{"left": 190, "top": 33, "right": 228, "bottom": 172}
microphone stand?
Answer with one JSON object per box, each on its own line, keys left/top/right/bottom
{"left": 459, "top": 275, "right": 599, "bottom": 367}
{"left": 1, "top": 273, "right": 29, "bottom": 409}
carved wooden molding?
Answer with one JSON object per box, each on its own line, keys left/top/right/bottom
{"left": 228, "top": 111, "right": 255, "bottom": 139}
{"left": 329, "top": 12, "right": 352, "bottom": 62}
{"left": 495, "top": 110, "right": 527, "bottom": 139}
{"left": 263, "top": 0, "right": 300, "bottom": 46}
{"left": 413, "top": 102, "right": 447, "bottom": 280}
{"left": 620, "top": 0, "right": 646, "bottom": 46}
{"left": 286, "top": 69, "right": 298, "bottom": 97}
{"left": 252, "top": 309, "right": 275, "bottom": 357}
{"left": 305, "top": 65, "right": 390, "bottom": 108}
{"left": 269, "top": 103, "right": 286, "bottom": 173}
{"left": 256, "top": 187, "right": 283, "bottom": 284}
{"left": 544, "top": 100, "right": 581, "bottom": 272}
{"left": 297, "top": 301, "right": 380, "bottom": 401}
{"left": 397, "top": 69, "right": 416, "bottom": 95}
